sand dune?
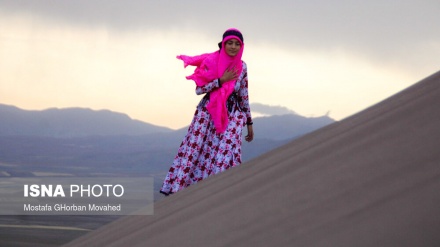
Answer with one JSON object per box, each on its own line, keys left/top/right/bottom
{"left": 64, "top": 71, "right": 440, "bottom": 247}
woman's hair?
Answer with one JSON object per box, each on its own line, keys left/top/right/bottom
{"left": 218, "top": 28, "right": 244, "bottom": 49}
{"left": 222, "top": 29, "right": 244, "bottom": 43}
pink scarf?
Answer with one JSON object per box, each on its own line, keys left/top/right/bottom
{"left": 177, "top": 28, "right": 244, "bottom": 133}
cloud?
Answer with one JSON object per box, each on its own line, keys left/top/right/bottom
{"left": 1, "top": 0, "right": 438, "bottom": 76}
{"left": 2, "top": 1, "right": 439, "bottom": 57}
{"left": 251, "top": 103, "right": 297, "bottom": 116}
{"left": 1, "top": 0, "right": 439, "bottom": 129}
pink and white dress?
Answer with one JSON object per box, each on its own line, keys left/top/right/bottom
{"left": 160, "top": 62, "right": 252, "bottom": 195}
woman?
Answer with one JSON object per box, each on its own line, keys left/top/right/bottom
{"left": 160, "top": 28, "right": 254, "bottom": 196}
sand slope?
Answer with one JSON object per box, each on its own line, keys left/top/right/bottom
{"left": 64, "top": 71, "right": 440, "bottom": 247}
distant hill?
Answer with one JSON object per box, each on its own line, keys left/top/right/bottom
{"left": 252, "top": 114, "right": 335, "bottom": 140}
{"left": 0, "top": 104, "right": 173, "bottom": 137}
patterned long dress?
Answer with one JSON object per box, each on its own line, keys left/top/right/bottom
{"left": 160, "top": 61, "right": 252, "bottom": 195}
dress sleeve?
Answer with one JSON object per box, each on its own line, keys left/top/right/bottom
{"left": 237, "top": 62, "right": 253, "bottom": 124}
{"left": 195, "top": 79, "right": 221, "bottom": 95}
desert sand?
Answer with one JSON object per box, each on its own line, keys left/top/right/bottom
{"left": 64, "top": 70, "right": 440, "bottom": 247}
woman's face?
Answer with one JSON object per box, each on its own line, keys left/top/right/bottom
{"left": 224, "top": 38, "right": 241, "bottom": 57}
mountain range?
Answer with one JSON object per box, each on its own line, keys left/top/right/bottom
{"left": 0, "top": 104, "right": 172, "bottom": 138}
{"left": 0, "top": 103, "right": 334, "bottom": 184}
{"left": 0, "top": 103, "right": 334, "bottom": 139}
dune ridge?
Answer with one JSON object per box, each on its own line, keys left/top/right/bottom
{"left": 64, "top": 70, "right": 440, "bottom": 247}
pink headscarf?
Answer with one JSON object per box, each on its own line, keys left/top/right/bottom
{"left": 177, "top": 28, "right": 244, "bottom": 133}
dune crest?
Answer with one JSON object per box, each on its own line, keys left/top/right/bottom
{"left": 64, "top": 71, "right": 440, "bottom": 247}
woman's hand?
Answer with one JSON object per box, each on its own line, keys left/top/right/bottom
{"left": 219, "top": 67, "right": 239, "bottom": 86}
{"left": 245, "top": 124, "right": 254, "bottom": 142}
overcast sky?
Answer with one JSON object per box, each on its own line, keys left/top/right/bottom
{"left": 1, "top": 1, "right": 439, "bottom": 129}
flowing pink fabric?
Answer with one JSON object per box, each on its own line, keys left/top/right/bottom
{"left": 177, "top": 28, "right": 244, "bottom": 133}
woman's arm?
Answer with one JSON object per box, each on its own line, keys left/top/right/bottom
{"left": 195, "top": 79, "right": 221, "bottom": 95}
{"left": 195, "top": 67, "right": 239, "bottom": 95}
{"left": 237, "top": 63, "right": 253, "bottom": 125}
{"left": 245, "top": 124, "right": 254, "bottom": 142}
{"left": 237, "top": 62, "right": 254, "bottom": 142}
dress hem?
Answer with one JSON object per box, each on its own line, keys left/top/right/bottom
{"left": 159, "top": 190, "right": 173, "bottom": 196}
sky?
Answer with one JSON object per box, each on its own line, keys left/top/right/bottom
{"left": 1, "top": 0, "right": 439, "bottom": 129}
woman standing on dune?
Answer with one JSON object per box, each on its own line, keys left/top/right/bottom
{"left": 160, "top": 28, "right": 254, "bottom": 196}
